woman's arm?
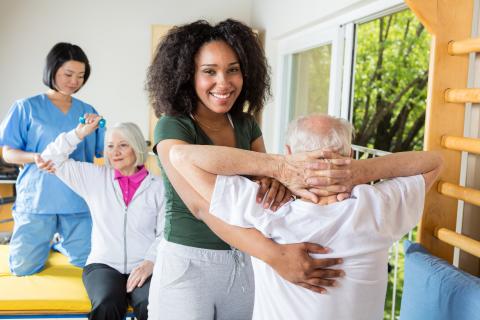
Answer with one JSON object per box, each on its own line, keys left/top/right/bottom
{"left": 250, "top": 136, "right": 291, "bottom": 211}
{"left": 158, "top": 139, "right": 343, "bottom": 293}
{"left": 2, "top": 146, "right": 37, "bottom": 165}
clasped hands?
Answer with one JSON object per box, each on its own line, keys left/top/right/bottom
{"left": 255, "top": 150, "right": 352, "bottom": 210}
{"left": 280, "top": 149, "right": 352, "bottom": 204}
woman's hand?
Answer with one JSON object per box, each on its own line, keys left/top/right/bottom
{"left": 277, "top": 150, "right": 352, "bottom": 202}
{"left": 267, "top": 242, "right": 344, "bottom": 294}
{"left": 126, "top": 260, "right": 154, "bottom": 293}
{"left": 255, "top": 177, "right": 293, "bottom": 211}
{"left": 34, "top": 154, "right": 56, "bottom": 173}
{"left": 75, "top": 113, "right": 102, "bottom": 140}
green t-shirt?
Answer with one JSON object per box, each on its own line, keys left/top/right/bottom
{"left": 154, "top": 114, "right": 262, "bottom": 249}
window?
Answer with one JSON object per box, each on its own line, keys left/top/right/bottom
{"left": 351, "top": 9, "right": 431, "bottom": 152}
{"left": 289, "top": 44, "right": 332, "bottom": 121}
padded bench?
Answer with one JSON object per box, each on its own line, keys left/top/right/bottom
{"left": 0, "top": 245, "right": 133, "bottom": 318}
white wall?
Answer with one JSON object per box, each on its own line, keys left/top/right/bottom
{"left": 0, "top": 0, "right": 382, "bottom": 149}
{"left": 251, "top": 0, "right": 378, "bottom": 151}
{"left": 0, "top": 0, "right": 253, "bottom": 138}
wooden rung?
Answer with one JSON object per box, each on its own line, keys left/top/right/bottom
{"left": 435, "top": 228, "right": 480, "bottom": 258}
{"left": 438, "top": 181, "right": 480, "bottom": 207}
{"left": 448, "top": 37, "right": 480, "bottom": 55}
{"left": 441, "top": 135, "right": 480, "bottom": 155}
{"left": 445, "top": 88, "right": 480, "bottom": 103}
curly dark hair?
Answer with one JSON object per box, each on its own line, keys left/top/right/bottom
{"left": 146, "top": 19, "right": 271, "bottom": 118}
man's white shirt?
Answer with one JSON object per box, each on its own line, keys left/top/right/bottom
{"left": 210, "top": 174, "right": 425, "bottom": 320}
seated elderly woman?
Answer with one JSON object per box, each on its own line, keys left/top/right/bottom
{"left": 38, "top": 114, "right": 164, "bottom": 320}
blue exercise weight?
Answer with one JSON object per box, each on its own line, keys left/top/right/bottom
{"left": 79, "top": 116, "right": 106, "bottom": 128}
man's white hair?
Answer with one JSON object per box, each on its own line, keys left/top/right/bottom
{"left": 286, "top": 114, "right": 353, "bottom": 156}
{"left": 104, "top": 122, "right": 148, "bottom": 167}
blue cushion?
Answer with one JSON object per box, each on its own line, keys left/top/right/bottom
{"left": 400, "top": 240, "right": 480, "bottom": 320}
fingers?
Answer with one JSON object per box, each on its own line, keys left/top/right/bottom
{"left": 257, "top": 178, "right": 289, "bottom": 211}
{"left": 298, "top": 270, "right": 344, "bottom": 294}
{"left": 303, "top": 242, "right": 331, "bottom": 254}
{"left": 298, "top": 282, "right": 327, "bottom": 294}
{"left": 307, "top": 268, "right": 345, "bottom": 279}
{"left": 307, "top": 150, "right": 348, "bottom": 160}
{"left": 35, "top": 155, "right": 55, "bottom": 173}
{"left": 305, "top": 158, "right": 351, "bottom": 170}
{"left": 137, "top": 276, "right": 147, "bottom": 288}
{"left": 308, "top": 185, "right": 348, "bottom": 197}
{"left": 126, "top": 272, "right": 140, "bottom": 293}
{"left": 126, "top": 262, "right": 153, "bottom": 292}
{"left": 276, "top": 189, "right": 293, "bottom": 210}
{"left": 82, "top": 113, "right": 102, "bottom": 125}
{"left": 309, "top": 168, "right": 352, "bottom": 179}
{"left": 264, "top": 180, "right": 281, "bottom": 210}
{"left": 78, "top": 114, "right": 102, "bottom": 139}
{"left": 304, "top": 277, "right": 338, "bottom": 287}
{"left": 267, "top": 180, "right": 288, "bottom": 211}
{"left": 317, "top": 194, "right": 339, "bottom": 205}
{"left": 294, "top": 189, "right": 318, "bottom": 203}
{"left": 44, "top": 161, "right": 55, "bottom": 173}
{"left": 311, "top": 258, "right": 344, "bottom": 269}
{"left": 305, "top": 176, "right": 350, "bottom": 188}
{"left": 256, "top": 178, "right": 271, "bottom": 203}
{"left": 336, "top": 192, "right": 350, "bottom": 201}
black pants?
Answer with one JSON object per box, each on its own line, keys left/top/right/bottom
{"left": 83, "top": 263, "right": 151, "bottom": 320}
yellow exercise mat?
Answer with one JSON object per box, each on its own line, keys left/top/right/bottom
{"left": 0, "top": 244, "right": 91, "bottom": 314}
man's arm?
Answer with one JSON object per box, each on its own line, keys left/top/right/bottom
{"left": 348, "top": 151, "right": 443, "bottom": 191}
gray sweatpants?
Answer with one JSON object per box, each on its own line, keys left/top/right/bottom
{"left": 148, "top": 240, "right": 255, "bottom": 320}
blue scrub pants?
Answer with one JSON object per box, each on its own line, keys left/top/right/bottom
{"left": 9, "top": 211, "right": 92, "bottom": 276}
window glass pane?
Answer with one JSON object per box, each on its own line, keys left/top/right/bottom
{"left": 351, "top": 9, "right": 430, "bottom": 152}
{"left": 290, "top": 44, "right": 331, "bottom": 121}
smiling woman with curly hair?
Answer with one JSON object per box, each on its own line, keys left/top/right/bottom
{"left": 146, "top": 19, "right": 344, "bottom": 320}
{"left": 146, "top": 19, "right": 270, "bottom": 118}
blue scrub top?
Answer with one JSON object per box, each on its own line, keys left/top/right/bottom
{"left": 0, "top": 93, "right": 105, "bottom": 214}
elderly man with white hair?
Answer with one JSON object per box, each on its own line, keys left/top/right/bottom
{"left": 169, "top": 114, "right": 442, "bottom": 320}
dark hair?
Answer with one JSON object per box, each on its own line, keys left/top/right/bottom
{"left": 42, "top": 42, "right": 91, "bottom": 92}
{"left": 146, "top": 19, "right": 271, "bottom": 118}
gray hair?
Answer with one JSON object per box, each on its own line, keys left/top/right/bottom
{"left": 104, "top": 122, "right": 148, "bottom": 167}
{"left": 286, "top": 114, "right": 353, "bottom": 156}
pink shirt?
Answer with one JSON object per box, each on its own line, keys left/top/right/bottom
{"left": 114, "top": 166, "right": 148, "bottom": 206}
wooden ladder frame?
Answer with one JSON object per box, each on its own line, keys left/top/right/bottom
{"left": 406, "top": 0, "right": 480, "bottom": 264}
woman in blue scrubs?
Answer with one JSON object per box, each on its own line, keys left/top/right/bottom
{"left": 0, "top": 42, "right": 104, "bottom": 276}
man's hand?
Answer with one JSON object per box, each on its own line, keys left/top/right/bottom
{"left": 126, "top": 260, "right": 154, "bottom": 293}
{"left": 267, "top": 242, "right": 344, "bottom": 294}
{"left": 277, "top": 150, "right": 352, "bottom": 202}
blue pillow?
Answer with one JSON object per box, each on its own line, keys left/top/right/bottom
{"left": 400, "top": 240, "right": 480, "bottom": 320}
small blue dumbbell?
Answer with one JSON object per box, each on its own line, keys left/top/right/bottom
{"left": 79, "top": 116, "right": 106, "bottom": 128}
